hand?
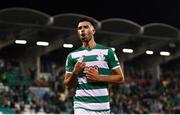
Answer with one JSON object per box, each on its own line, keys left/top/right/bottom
{"left": 83, "top": 65, "right": 100, "bottom": 82}
{"left": 73, "top": 62, "right": 85, "bottom": 75}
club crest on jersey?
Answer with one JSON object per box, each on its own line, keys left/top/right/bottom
{"left": 97, "top": 53, "right": 105, "bottom": 61}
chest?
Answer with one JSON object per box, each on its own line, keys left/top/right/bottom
{"left": 73, "top": 49, "right": 109, "bottom": 67}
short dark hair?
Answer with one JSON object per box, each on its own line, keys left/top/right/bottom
{"left": 77, "top": 17, "right": 97, "bottom": 29}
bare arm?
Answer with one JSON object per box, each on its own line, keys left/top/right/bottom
{"left": 64, "top": 72, "right": 77, "bottom": 89}
{"left": 64, "top": 62, "right": 85, "bottom": 89}
{"left": 84, "top": 67, "right": 125, "bottom": 84}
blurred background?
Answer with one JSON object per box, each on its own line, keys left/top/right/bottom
{"left": 0, "top": 0, "right": 180, "bottom": 114}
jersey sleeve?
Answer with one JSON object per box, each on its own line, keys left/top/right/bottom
{"left": 65, "top": 53, "right": 74, "bottom": 73}
{"left": 107, "top": 48, "right": 121, "bottom": 70}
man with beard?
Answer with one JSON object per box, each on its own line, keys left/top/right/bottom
{"left": 64, "top": 17, "right": 125, "bottom": 114}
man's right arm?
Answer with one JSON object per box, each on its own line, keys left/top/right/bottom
{"left": 64, "top": 72, "right": 78, "bottom": 89}
{"left": 64, "top": 61, "right": 85, "bottom": 89}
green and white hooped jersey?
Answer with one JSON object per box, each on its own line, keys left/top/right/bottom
{"left": 65, "top": 44, "right": 121, "bottom": 112}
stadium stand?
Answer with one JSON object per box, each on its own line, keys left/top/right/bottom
{"left": 0, "top": 8, "right": 180, "bottom": 113}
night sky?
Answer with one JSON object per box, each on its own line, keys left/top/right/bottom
{"left": 0, "top": 0, "right": 180, "bottom": 28}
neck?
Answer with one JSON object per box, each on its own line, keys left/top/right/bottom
{"left": 82, "top": 38, "right": 96, "bottom": 48}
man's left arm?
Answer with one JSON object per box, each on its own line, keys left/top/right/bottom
{"left": 84, "top": 66, "right": 124, "bottom": 84}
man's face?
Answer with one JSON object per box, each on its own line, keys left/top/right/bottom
{"left": 77, "top": 21, "right": 95, "bottom": 43}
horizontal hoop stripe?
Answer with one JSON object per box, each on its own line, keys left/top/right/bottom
{"left": 74, "top": 101, "right": 110, "bottom": 110}
{"left": 74, "top": 107, "right": 110, "bottom": 112}
{"left": 78, "top": 77, "right": 87, "bottom": 84}
{"left": 85, "top": 61, "right": 109, "bottom": 69}
{"left": 74, "top": 55, "right": 106, "bottom": 62}
{"left": 77, "top": 82, "right": 108, "bottom": 90}
{"left": 74, "top": 95, "right": 109, "bottom": 103}
{"left": 75, "top": 88, "right": 108, "bottom": 97}
{"left": 71, "top": 49, "right": 108, "bottom": 58}
{"left": 77, "top": 76, "right": 108, "bottom": 84}
{"left": 98, "top": 68, "right": 111, "bottom": 75}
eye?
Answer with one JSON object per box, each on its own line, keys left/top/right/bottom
{"left": 78, "top": 26, "right": 82, "bottom": 30}
{"left": 84, "top": 25, "right": 88, "bottom": 29}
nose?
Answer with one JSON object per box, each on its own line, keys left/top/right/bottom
{"left": 81, "top": 29, "right": 84, "bottom": 32}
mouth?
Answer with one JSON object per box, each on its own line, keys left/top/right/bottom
{"left": 81, "top": 33, "right": 86, "bottom": 37}
{"left": 80, "top": 34, "right": 86, "bottom": 40}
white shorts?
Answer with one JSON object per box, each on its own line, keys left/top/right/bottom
{"left": 74, "top": 109, "right": 110, "bottom": 114}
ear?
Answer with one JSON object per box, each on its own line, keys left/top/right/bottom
{"left": 91, "top": 28, "right": 96, "bottom": 34}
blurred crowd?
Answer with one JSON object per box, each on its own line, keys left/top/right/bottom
{"left": 110, "top": 71, "right": 180, "bottom": 114}
{"left": 0, "top": 59, "right": 73, "bottom": 114}
{"left": 0, "top": 59, "right": 180, "bottom": 114}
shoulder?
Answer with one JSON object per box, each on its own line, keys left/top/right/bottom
{"left": 73, "top": 47, "right": 84, "bottom": 52}
{"left": 66, "top": 47, "right": 83, "bottom": 57}
{"left": 96, "top": 44, "right": 114, "bottom": 52}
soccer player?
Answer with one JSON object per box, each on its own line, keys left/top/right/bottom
{"left": 64, "top": 17, "right": 125, "bottom": 114}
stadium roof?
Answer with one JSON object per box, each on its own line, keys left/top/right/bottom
{"left": 0, "top": 7, "right": 180, "bottom": 67}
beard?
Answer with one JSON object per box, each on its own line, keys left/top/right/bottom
{"left": 81, "top": 35, "right": 92, "bottom": 43}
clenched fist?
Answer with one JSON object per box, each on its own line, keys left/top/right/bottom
{"left": 73, "top": 62, "right": 85, "bottom": 75}
{"left": 83, "top": 65, "right": 100, "bottom": 82}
